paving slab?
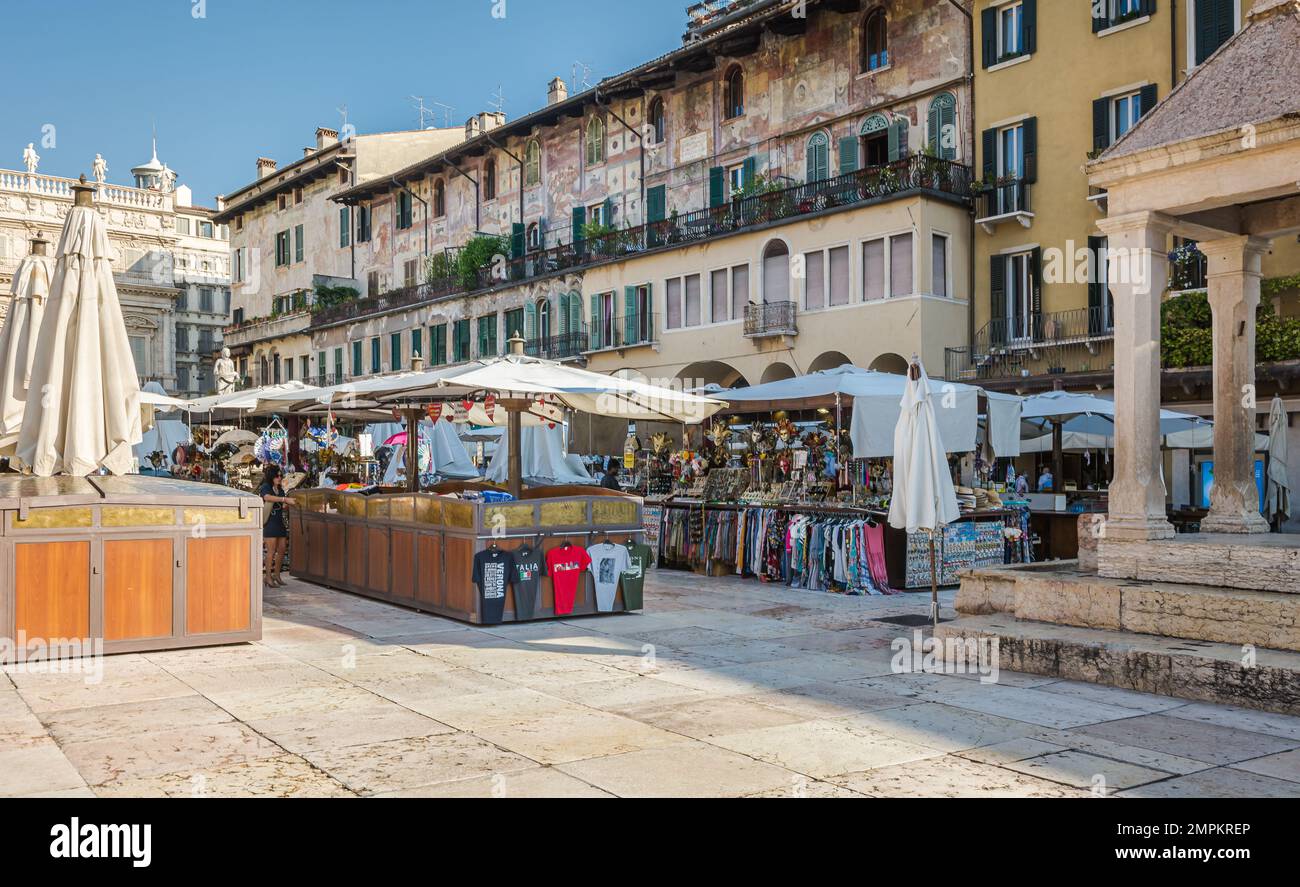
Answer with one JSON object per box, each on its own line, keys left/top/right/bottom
{"left": 0, "top": 742, "right": 88, "bottom": 796}
{"left": 558, "top": 742, "right": 799, "bottom": 798}
{"left": 831, "top": 754, "right": 1090, "bottom": 797}
{"left": 1117, "top": 767, "right": 1300, "bottom": 798}
{"left": 61, "top": 722, "right": 284, "bottom": 786}
{"left": 247, "top": 701, "right": 454, "bottom": 755}
{"left": 618, "top": 695, "right": 809, "bottom": 739}
{"left": 1068, "top": 713, "right": 1300, "bottom": 766}
{"left": 1000, "top": 750, "right": 1173, "bottom": 794}
{"left": 843, "top": 702, "right": 1040, "bottom": 753}
{"left": 303, "top": 733, "right": 538, "bottom": 796}
{"left": 707, "top": 719, "right": 943, "bottom": 779}
{"left": 470, "top": 709, "right": 685, "bottom": 765}
{"left": 94, "top": 754, "right": 355, "bottom": 798}
{"left": 376, "top": 768, "right": 614, "bottom": 798}
{"left": 1228, "top": 748, "right": 1300, "bottom": 784}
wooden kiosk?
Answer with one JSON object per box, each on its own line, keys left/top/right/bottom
{"left": 0, "top": 475, "right": 263, "bottom": 659}
{"left": 288, "top": 483, "right": 645, "bottom": 624}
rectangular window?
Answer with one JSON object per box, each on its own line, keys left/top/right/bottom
{"left": 367, "top": 270, "right": 380, "bottom": 296}
{"left": 666, "top": 277, "right": 682, "bottom": 330}
{"left": 727, "top": 164, "right": 745, "bottom": 199}
{"left": 294, "top": 224, "right": 304, "bottom": 263}
{"left": 863, "top": 239, "right": 885, "bottom": 301}
{"left": 175, "top": 325, "right": 188, "bottom": 353}
{"left": 370, "top": 338, "right": 381, "bottom": 374}
{"left": 1112, "top": 92, "right": 1142, "bottom": 141}
{"left": 829, "top": 246, "right": 850, "bottom": 306}
{"left": 390, "top": 333, "right": 402, "bottom": 371}
{"left": 504, "top": 308, "right": 525, "bottom": 343}
{"left": 932, "top": 234, "right": 949, "bottom": 297}
{"left": 429, "top": 323, "right": 447, "bottom": 366}
{"left": 890, "top": 233, "right": 914, "bottom": 297}
{"left": 397, "top": 192, "right": 413, "bottom": 230}
{"left": 730, "top": 265, "right": 749, "bottom": 321}
{"left": 332, "top": 347, "right": 343, "bottom": 382}
{"left": 199, "top": 287, "right": 214, "bottom": 313}
{"left": 1005, "top": 251, "right": 1035, "bottom": 342}
{"left": 352, "top": 340, "right": 363, "bottom": 376}
{"left": 356, "top": 205, "right": 372, "bottom": 243}
{"left": 300, "top": 356, "right": 309, "bottom": 380}
{"left": 711, "top": 269, "right": 729, "bottom": 322}
{"left": 453, "top": 320, "right": 471, "bottom": 362}
{"left": 804, "top": 252, "right": 825, "bottom": 310}
{"left": 999, "top": 2, "right": 1024, "bottom": 59}
{"left": 275, "top": 231, "right": 290, "bottom": 267}
{"left": 175, "top": 217, "right": 191, "bottom": 235}
{"left": 403, "top": 258, "right": 419, "bottom": 288}
{"left": 1195, "top": 0, "right": 1237, "bottom": 65}
{"left": 477, "top": 315, "right": 498, "bottom": 358}
{"left": 684, "top": 274, "right": 702, "bottom": 328}
{"left": 283, "top": 357, "right": 293, "bottom": 382}
{"left": 339, "top": 207, "right": 351, "bottom": 248}
{"left": 587, "top": 202, "right": 606, "bottom": 228}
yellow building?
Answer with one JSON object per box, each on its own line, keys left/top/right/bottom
{"left": 961, "top": 0, "right": 1300, "bottom": 388}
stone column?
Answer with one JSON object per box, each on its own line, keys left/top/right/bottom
{"left": 1199, "top": 235, "right": 1271, "bottom": 535}
{"left": 1097, "top": 211, "right": 1176, "bottom": 541}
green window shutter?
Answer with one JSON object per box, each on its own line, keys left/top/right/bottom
{"left": 371, "top": 338, "right": 380, "bottom": 374}
{"left": 603, "top": 197, "right": 615, "bottom": 227}
{"left": 981, "top": 128, "right": 997, "bottom": 182}
{"left": 524, "top": 302, "right": 537, "bottom": 343}
{"left": 339, "top": 207, "right": 350, "bottom": 247}
{"left": 1093, "top": 98, "right": 1110, "bottom": 152}
{"left": 647, "top": 185, "right": 666, "bottom": 223}
{"left": 1022, "top": 0, "right": 1037, "bottom": 54}
{"left": 411, "top": 328, "right": 422, "bottom": 362}
{"left": 989, "top": 256, "right": 1007, "bottom": 346}
{"left": 572, "top": 206, "right": 586, "bottom": 243}
{"left": 1022, "top": 117, "right": 1038, "bottom": 183}
{"left": 1087, "top": 236, "right": 1106, "bottom": 336}
{"left": 391, "top": 333, "right": 402, "bottom": 371}
{"left": 887, "top": 119, "right": 908, "bottom": 162}
{"left": 742, "top": 157, "right": 757, "bottom": 188}
{"left": 568, "top": 292, "right": 582, "bottom": 337}
{"left": 590, "top": 294, "right": 603, "bottom": 350}
{"left": 980, "top": 6, "right": 997, "bottom": 68}
{"left": 709, "top": 166, "right": 726, "bottom": 207}
{"left": 511, "top": 222, "right": 525, "bottom": 259}
{"left": 352, "top": 341, "right": 361, "bottom": 375}
{"left": 838, "top": 137, "right": 859, "bottom": 175}
{"left": 927, "top": 103, "right": 942, "bottom": 155}
{"left": 624, "top": 286, "right": 637, "bottom": 345}
{"left": 1138, "top": 84, "right": 1158, "bottom": 117}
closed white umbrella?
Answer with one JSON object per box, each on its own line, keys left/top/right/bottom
{"left": 16, "top": 177, "right": 142, "bottom": 476}
{"left": 888, "top": 360, "right": 960, "bottom": 626}
{"left": 1267, "top": 396, "right": 1291, "bottom": 527}
{"left": 0, "top": 232, "right": 54, "bottom": 453}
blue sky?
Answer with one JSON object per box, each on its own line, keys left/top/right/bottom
{"left": 4, "top": 0, "right": 686, "bottom": 207}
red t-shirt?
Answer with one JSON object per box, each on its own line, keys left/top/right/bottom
{"left": 545, "top": 545, "right": 591, "bottom": 616}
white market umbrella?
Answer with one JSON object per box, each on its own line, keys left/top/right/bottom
{"left": 215, "top": 428, "right": 260, "bottom": 448}
{"left": 1267, "top": 396, "right": 1291, "bottom": 526}
{"left": 16, "top": 179, "right": 142, "bottom": 476}
{"left": 888, "top": 360, "right": 960, "bottom": 627}
{"left": 0, "top": 235, "right": 54, "bottom": 453}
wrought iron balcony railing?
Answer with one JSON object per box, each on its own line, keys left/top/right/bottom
{"left": 525, "top": 331, "right": 590, "bottom": 361}
{"left": 975, "top": 179, "right": 1032, "bottom": 224}
{"left": 744, "top": 301, "right": 797, "bottom": 337}
{"left": 588, "top": 313, "right": 657, "bottom": 352}
{"left": 945, "top": 305, "right": 1115, "bottom": 381}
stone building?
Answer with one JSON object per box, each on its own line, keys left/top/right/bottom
{"left": 299, "top": 0, "right": 974, "bottom": 437}
{"left": 0, "top": 143, "right": 231, "bottom": 397}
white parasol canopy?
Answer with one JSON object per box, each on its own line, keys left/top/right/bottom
{"left": 16, "top": 182, "right": 142, "bottom": 476}
{"left": 214, "top": 429, "right": 260, "bottom": 448}
{"left": 0, "top": 244, "right": 54, "bottom": 453}
{"left": 1266, "top": 396, "right": 1291, "bottom": 524}
{"left": 485, "top": 425, "right": 597, "bottom": 487}
{"left": 888, "top": 361, "right": 960, "bottom": 536}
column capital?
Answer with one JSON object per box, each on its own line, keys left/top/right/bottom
{"left": 1096, "top": 210, "right": 1178, "bottom": 238}
{"left": 1198, "top": 234, "right": 1273, "bottom": 269}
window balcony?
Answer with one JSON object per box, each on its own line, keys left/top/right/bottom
{"left": 586, "top": 313, "right": 657, "bottom": 353}
{"left": 945, "top": 306, "right": 1114, "bottom": 382}
{"left": 744, "top": 301, "right": 797, "bottom": 338}
{"left": 525, "top": 331, "right": 590, "bottom": 361}
{"left": 975, "top": 179, "right": 1033, "bottom": 233}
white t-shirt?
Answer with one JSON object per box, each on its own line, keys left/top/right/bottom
{"left": 587, "top": 542, "right": 632, "bottom": 613}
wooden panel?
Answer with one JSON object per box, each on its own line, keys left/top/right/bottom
{"left": 293, "top": 515, "right": 311, "bottom": 576}
{"left": 326, "top": 521, "right": 346, "bottom": 583}
{"left": 104, "top": 539, "right": 173, "bottom": 641}
{"left": 187, "top": 536, "right": 251, "bottom": 635}
{"left": 14, "top": 541, "right": 90, "bottom": 642}
{"left": 367, "top": 528, "right": 390, "bottom": 595}
{"left": 443, "top": 536, "right": 476, "bottom": 616}
{"left": 390, "top": 530, "right": 416, "bottom": 601}
{"left": 416, "top": 533, "right": 442, "bottom": 606}
{"left": 346, "top": 525, "right": 367, "bottom": 588}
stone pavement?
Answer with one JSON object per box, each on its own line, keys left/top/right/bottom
{"left": 3, "top": 570, "right": 1300, "bottom": 798}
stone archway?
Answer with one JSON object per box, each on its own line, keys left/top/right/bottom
{"left": 869, "top": 352, "right": 909, "bottom": 375}
{"left": 760, "top": 362, "right": 797, "bottom": 384}
{"left": 678, "top": 360, "right": 748, "bottom": 390}
{"left": 809, "top": 351, "right": 852, "bottom": 374}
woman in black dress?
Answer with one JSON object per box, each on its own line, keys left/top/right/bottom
{"left": 259, "top": 465, "right": 294, "bottom": 587}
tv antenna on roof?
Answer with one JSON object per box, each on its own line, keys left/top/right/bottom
{"left": 410, "top": 96, "right": 435, "bottom": 130}
{"left": 430, "top": 101, "right": 456, "bottom": 129}
{"left": 489, "top": 85, "right": 507, "bottom": 116}
{"left": 572, "top": 61, "right": 594, "bottom": 94}
{"left": 337, "top": 105, "right": 353, "bottom": 140}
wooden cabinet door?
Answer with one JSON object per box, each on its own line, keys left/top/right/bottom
{"left": 14, "top": 541, "right": 91, "bottom": 643}
{"left": 187, "top": 536, "right": 251, "bottom": 635}
{"left": 103, "top": 538, "right": 174, "bottom": 641}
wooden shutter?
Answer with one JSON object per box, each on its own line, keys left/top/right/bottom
{"left": 572, "top": 206, "right": 586, "bottom": 242}
{"left": 568, "top": 293, "right": 582, "bottom": 338}
{"left": 1139, "top": 83, "right": 1158, "bottom": 117}
{"left": 989, "top": 256, "right": 1007, "bottom": 346}
{"left": 1030, "top": 247, "right": 1044, "bottom": 341}
{"left": 511, "top": 223, "right": 525, "bottom": 259}
{"left": 742, "top": 157, "right": 757, "bottom": 188}
{"left": 1022, "top": 117, "right": 1038, "bottom": 183}
{"left": 624, "top": 286, "right": 637, "bottom": 346}
{"left": 981, "top": 6, "right": 997, "bottom": 68}
{"left": 838, "top": 137, "right": 859, "bottom": 175}
{"left": 887, "top": 119, "right": 908, "bottom": 162}
{"left": 590, "top": 294, "right": 603, "bottom": 350}
{"left": 1022, "top": 0, "right": 1037, "bottom": 54}
{"left": 981, "top": 128, "right": 997, "bottom": 181}
{"left": 1093, "top": 98, "right": 1110, "bottom": 152}
{"left": 1087, "top": 236, "right": 1106, "bottom": 336}
{"left": 646, "top": 185, "right": 666, "bottom": 222}
{"left": 709, "top": 166, "right": 726, "bottom": 207}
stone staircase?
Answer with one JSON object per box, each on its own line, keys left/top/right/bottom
{"left": 942, "top": 562, "right": 1300, "bottom": 715}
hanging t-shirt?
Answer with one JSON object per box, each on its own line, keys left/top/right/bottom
{"left": 545, "top": 544, "right": 591, "bottom": 616}
{"left": 471, "top": 547, "right": 513, "bottom": 625}
{"left": 587, "top": 542, "right": 632, "bottom": 613}
{"left": 620, "top": 541, "right": 654, "bottom": 612}
{"left": 510, "top": 544, "right": 546, "bottom": 622}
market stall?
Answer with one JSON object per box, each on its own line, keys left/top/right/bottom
{"left": 275, "top": 337, "right": 722, "bottom": 625}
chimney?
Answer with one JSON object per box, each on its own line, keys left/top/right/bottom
{"left": 303, "top": 147, "right": 315, "bottom": 158}
{"left": 316, "top": 127, "right": 339, "bottom": 149}
{"left": 465, "top": 116, "right": 482, "bottom": 140}
{"left": 479, "top": 111, "right": 506, "bottom": 133}
{"left": 256, "top": 157, "right": 278, "bottom": 179}
{"left": 548, "top": 77, "right": 568, "bottom": 106}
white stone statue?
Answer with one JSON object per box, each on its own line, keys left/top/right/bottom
{"left": 22, "top": 143, "right": 40, "bottom": 175}
{"left": 161, "top": 165, "right": 176, "bottom": 193}
{"left": 93, "top": 154, "right": 108, "bottom": 184}
{"left": 214, "top": 347, "right": 239, "bottom": 394}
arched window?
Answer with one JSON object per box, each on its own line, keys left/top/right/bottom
{"left": 806, "top": 132, "right": 830, "bottom": 182}
{"left": 723, "top": 65, "right": 745, "bottom": 119}
{"left": 433, "top": 179, "right": 445, "bottom": 218}
{"left": 484, "top": 159, "right": 497, "bottom": 201}
{"left": 524, "top": 139, "right": 541, "bottom": 186}
{"left": 586, "top": 117, "right": 606, "bottom": 166}
{"left": 537, "top": 298, "right": 551, "bottom": 341}
{"left": 762, "top": 240, "right": 790, "bottom": 304}
{"left": 526, "top": 222, "right": 540, "bottom": 252}
{"left": 927, "top": 92, "right": 958, "bottom": 160}
{"left": 862, "top": 8, "right": 889, "bottom": 72}
{"left": 648, "top": 97, "right": 666, "bottom": 144}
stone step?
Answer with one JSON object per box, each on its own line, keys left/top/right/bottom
{"left": 1099, "top": 534, "right": 1300, "bottom": 593}
{"left": 956, "top": 563, "right": 1300, "bottom": 653}
{"left": 935, "top": 614, "right": 1300, "bottom": 716}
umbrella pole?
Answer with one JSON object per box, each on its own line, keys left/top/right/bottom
{"left": 930, "top": 529, "right": 939, "bottom": 629}
{"left": 405, "top": 407, "right": 420, "bottom": 493}
{"left": 501, "top": 398, "right": 527, "bottom": 500}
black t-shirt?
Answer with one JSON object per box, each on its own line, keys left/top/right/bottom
{"left": 471, "top": 548, "right": 513, "bottom": 625}
{"left": 509, "top": 544, "right": 547, "bottom": 622}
